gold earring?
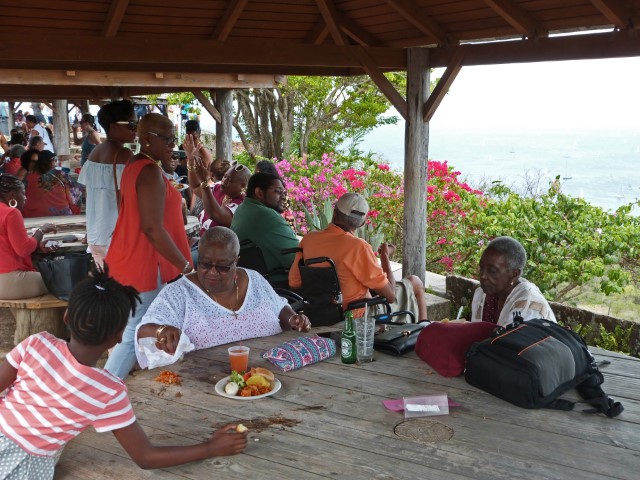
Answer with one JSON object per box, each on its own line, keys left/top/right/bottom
{"left": 8, "top": 198, "right": 18, "bottom": 208}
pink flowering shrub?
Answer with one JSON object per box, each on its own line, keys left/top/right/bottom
{"left": 274, "top": 154, "right": 484, "bottom": 272}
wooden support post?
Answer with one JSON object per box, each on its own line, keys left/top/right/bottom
{"left": 215, "top": 89, "right": 233, "bottom": 162}
{"left": 403, "top": 47, "right": 429, "bottom": 283}
{"left": 11, "top": 307, "right": 67, "bottom": 345}
{"left": 52, "top": 99, "right": 70, "bottom": 155}
{"left": 7, "top": 102, "right": 15, "bottom": 131}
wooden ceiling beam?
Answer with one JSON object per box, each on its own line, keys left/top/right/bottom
{"left": 589, "top": 0, "right": 633, "bottom": 29}
{"left": 354, "top": 47, "right": 407, "bottom": 121}
{"left": 102, "top": 0, "right": 130, "bottom": 37}
{"left": 339, "top": 14, "right": 382, "bottom": 47}
{"left": 211, "top": 0, "right": 249, "bottom": 41}
{"left": 428, "top": 30, "right": 640, "bottom": 68}
{"left": 0, "top": 36, "right": 406, "bottom": 73}
{"left": 315, "top": 0, "right": 349, "bottom": 46}
{"left": 192, "top": 90, "right": 222, "bottom": 124}
{"left": 305, "top": 19, "right": 329, "bottom": 45}
{"left": 423, "top": 51, "right": 464, "bottom": 122}
{"left": 0, "top": 70, "right": 282, "bottom": 88}
{"left": 482, "top": 0, "right": 548, "bottom": 38}
{"left": 383, "top": 0, "right": 453, "bottom": 46}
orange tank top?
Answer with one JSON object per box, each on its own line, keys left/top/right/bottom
{"left": 106, "top": 158, "right": 191, "bottom": 292}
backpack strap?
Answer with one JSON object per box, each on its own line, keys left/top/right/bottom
{"left": 576, "top": 371, "right": 624, "bottom": 418}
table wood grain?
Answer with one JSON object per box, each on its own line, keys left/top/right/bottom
{"left": 54, "top": 329, "right": 640, "bottom": 479}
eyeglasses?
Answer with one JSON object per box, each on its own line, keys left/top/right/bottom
{"left": 269, "top": 187, "right": 287, "bottom": 196}
{"left": 114, "top": 120, "right": 138, "bottom": 131}
{"left": 149, "top": 131, "right": 177, "bottom": 146}
{"left": 198, "top": 257, "right": 239, "bottom": 273}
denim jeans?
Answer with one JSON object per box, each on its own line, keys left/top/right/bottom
{"left": 105, "top": 283, "right": 163, "bottom": 379}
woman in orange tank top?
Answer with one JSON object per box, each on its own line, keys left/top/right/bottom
{"left": 104, "top": 113, "right": 193, "bottom": 379}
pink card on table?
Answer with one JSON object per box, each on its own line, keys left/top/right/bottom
{"left": 383, "top": 397, "right": 460, "bottom": 412}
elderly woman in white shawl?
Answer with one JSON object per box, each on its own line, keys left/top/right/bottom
{"left": 471, "top": 236, "right": 556, "bottom": 327}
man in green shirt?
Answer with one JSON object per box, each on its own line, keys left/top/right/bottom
{"left": 231, "top": 172, "right": 298, "bottom": 286}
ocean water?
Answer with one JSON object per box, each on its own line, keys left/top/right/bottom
{"left": 362, "top": 123, "right": 640, "bottom": 212}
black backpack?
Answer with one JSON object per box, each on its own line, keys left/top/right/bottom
{"left": 465, "top": 317, "right": 623, "bottom": 418}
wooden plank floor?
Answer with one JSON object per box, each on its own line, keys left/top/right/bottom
{"left": 55, "top": 329, "right": 640, "bottom": 479}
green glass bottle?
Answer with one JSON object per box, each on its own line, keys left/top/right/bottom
{"left": 341, "top": 311, "right": 357, "bottom": 364}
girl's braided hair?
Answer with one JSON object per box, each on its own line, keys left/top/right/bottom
{"left": 0, "top": 174, "right": 23, "bottom": 201}
{"left": 66, "top": 263, "right": 140, "bottom": 346}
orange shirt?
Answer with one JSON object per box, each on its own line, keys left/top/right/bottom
{"left": 288, "top": 223, "right": 388, "bottom": 315}
{"left": 106, "top": 158, "right": 191, "bottom": 292}
{"left": 22, "top": 171, "right": 73, "bottom": 218}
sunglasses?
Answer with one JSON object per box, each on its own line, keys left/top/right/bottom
{"left": 149, "top": 131, "right": 177, "bottom": 146}
{"left": 114, "top": 120, "right": 138, "bottom": 131}
{"left": 198, "top": 257, "right": 239, "bottom": 274}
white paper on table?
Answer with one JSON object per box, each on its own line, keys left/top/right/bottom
{"left": 137, "top": 333, "right": 195, "bottom": 369}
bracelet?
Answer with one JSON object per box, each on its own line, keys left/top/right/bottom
{"left": 155, "top": 325, "right": 169, "bottom": 342}
{"left": 182, "top": 261, "right": 192, "bottom": 274}
{"left": 187, "top": 165, "right": 196, "bottom": 172}
{"left": 287, "top": 314, "right": 298, "bottom": 328}
{"left": 35, "top": 228, "right": 43, "bottom": 236}
{"left": 200, "top": 179, "right": 210, "bottom": 190}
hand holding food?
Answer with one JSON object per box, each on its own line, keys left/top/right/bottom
{"left": 206, "top": 424, "right": 247, "bottom": 457}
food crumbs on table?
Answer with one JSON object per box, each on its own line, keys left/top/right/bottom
{"left": 154, "top": 370, "right": 182, "bottom": 385}
{"left": 175, "top": 391, "right": 183, "bottom": 398}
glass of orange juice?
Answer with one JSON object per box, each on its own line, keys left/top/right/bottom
{"left": 228, "top": 346, "right": 250, "bottom": 373}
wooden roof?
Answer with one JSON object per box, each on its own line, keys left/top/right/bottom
{"left": 1, "top": 0, "right": 639, "bottom": 79}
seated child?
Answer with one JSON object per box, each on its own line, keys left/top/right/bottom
{"left": 0, "top": 264, "right": 246, "bottom": 478}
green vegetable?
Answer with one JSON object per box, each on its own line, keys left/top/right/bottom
{"left": 230, "top": 370, "right": 246, "bottom": 388}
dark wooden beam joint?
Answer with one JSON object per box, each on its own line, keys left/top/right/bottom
{"left": 211, "top": 0, "right": 249, "bottom": 41}
{"left": 315, "top": 0, "right": 349, "bottom": 46}
{"left": 102, "top": 0, "right": 130, "bottom": 37}
{"left": 482, "top": 0, "right": 548, "bottom": 39}
{"left": 589, "top": 0, "right": 633, "bottom": 30}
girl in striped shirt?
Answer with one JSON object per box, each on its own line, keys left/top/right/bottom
{"left": 0, "top": 265, "right": 246, "bottom": 479}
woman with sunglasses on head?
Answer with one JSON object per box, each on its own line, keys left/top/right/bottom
{"left": 133, "top": 226, "right": 310, "bottom": 367}
{"left": 77, "top": 100, "right": 136, "bottom": 267}
{"left": 0, "top": 174, "right": 58, "bottom": 300}
{"left": 104, "top": 113, "right": 193, "bottom": 379}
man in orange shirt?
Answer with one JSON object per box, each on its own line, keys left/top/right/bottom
{"left": 288, "top": 192, "right": 427, "bottom": 322}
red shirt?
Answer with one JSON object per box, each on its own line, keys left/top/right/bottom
{"left": 106, "top": 158, "right": 192, "bottom": 292}
{"left": 3, "top": 157, "right": 21, "bottom": 175}
{"left": 0, "top": 203, "right": 38, "bottom": 273}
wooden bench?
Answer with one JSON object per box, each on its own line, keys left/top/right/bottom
{"left": 0, "top": 294, "right": 68, "bottom": 344}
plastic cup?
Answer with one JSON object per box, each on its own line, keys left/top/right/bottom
{"left": 228, "top": 345, "right": 249, "bottom": 373}
{"left": 354, "top": 316, "right": 375, "bottom": 363}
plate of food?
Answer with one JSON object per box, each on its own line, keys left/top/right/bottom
{"left": 214, "top": 367, "right": 281, "bottom": 400}
{"left": 169, "top": 180, "right": 188, "bottom": 192}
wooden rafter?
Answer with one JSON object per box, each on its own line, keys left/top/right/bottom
{"left": 589, "top": 0, "right": 633, "bottom": 29}
{"left": 192, "top": 91, "right": 222, "bottom": 124}
{"left": 211, "top": 0, "right": 249, "bottom": 41}
{"left": 383, "top": 0, "right": 453, "bottom": 46}
{"left": 102, "top": 0, "right": 130, "bottom": 37}
{"left": 305, "top": 20, "right": 329, "bottom": 45}
{"left": 355, "top": 47, "right": 407, "bottom": 120}
{"left": 423, "top": 50, "right": 464, "bottom": 122}
{"left": 315, "top": 0, "right": 349, "bottom": 46}
{"left": 339, "top": 14, "right": 382, "bottom": 47}
{"left": 482, "top": 0, "right": 548, "bottom": 38}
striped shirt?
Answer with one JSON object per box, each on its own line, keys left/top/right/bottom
{"left": 1, "top": 333, "right": 135, "bottom": 456}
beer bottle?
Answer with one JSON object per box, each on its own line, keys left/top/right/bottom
{"left": 341, "top": 311, "right": 357, "bottom": 364}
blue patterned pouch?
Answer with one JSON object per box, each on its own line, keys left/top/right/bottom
{"left": 261, "top": 335, "right": 337, "bottom": 372}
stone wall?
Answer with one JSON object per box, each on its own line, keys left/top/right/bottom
{"left": 446, "top": 274, "right": 640, "bottom": 357}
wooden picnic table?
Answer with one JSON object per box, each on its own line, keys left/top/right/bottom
{"left": 54, "top": 328, "right": 639, "bottom": 479}
{"left": 23, "top": 215, "right": 201, "bottom": 253}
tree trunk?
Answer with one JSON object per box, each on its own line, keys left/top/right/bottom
{"left": 52, "top": 100, "right": 70, "bottom": 156}
{"left": 215, "top": 89, "right": 233, "bottom": 162}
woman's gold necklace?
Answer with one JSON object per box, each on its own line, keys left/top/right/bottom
{"left": 205, "top": 279, "right": 240, "bottom": 319}
{"left": 138, "top": 151, "right": 162, "bottom": 169}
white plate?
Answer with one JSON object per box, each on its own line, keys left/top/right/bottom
{"left": 173, "top": 184, "right": 188, "bottom": 192}
{"left": 214, "top": 376, "right": 281, "bottom": 400}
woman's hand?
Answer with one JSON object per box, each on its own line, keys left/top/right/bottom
{"left": 183, "top": 133, "right": 201, "bottom": 160}
{"left": 39, "top": 223, "right": 57, "bottom": 234}
{"left": 154, "top": 325, "right": 181, "bottom": 354}
{"left": 378, "top": 243, "right": 396, "bottom": 259}
{"left": 193, "top": 156, "right": 210, "bottom": 186}
{"left": 38, "top": 241, "right": 58, "bottom": 254}
{"left": 288, "top": 313, "right": 311, "bottom": 332}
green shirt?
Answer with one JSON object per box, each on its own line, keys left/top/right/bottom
{"left": 231, "top": 197, "right": 299, "bottom": 281}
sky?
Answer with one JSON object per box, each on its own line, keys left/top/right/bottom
{"left": 426, "top": 56, "right": 640, "bottom": 131}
